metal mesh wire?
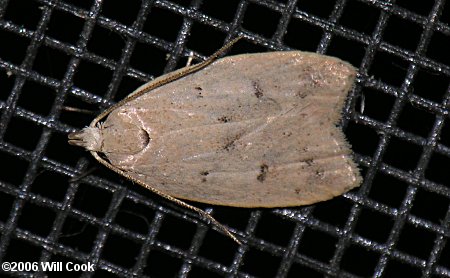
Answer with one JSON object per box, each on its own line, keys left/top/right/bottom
{"left": 0, "top": 0, "right": 449, "bottom": 277}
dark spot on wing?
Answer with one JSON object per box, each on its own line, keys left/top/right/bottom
{"left": 224, "top": 140, "right": 235, "bottom": 151}
{"left": 257, "top": 163, "right": 269, "bottom": 182}
{"left": 252, "top": 80, "right": 263, "bottom": 98}
{"left": 200, "top": 171, "right": 209, "bottom": 182}
{"left": 194, "top": 87, "right": 203, "bottom": 98}
{"left": 315, "top": 169, "right": 325, "bottom": 178}
{"left": 200, "top": 171, "right": 209, "bottom": 176}
{"left": 297, "top": 91, "right": 308, "bottom": 98}
{"left": 301, "top": 158, "right": 314, "bottom": 166}
{"left": 218, "top": 116, "right": 231, "bottom": 123}
{"left": 223, "top": 133, "right": 242, "bottom": 151}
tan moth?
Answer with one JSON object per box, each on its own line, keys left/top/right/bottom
{"left": 68, "top": 37, "right": 361, "bottom": 244}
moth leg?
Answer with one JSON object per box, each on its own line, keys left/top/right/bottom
{"left": 62, "top": 106, "right": 96, "bottom": 115}
{"left": 186, "top": 51, "right": 195, "bottom": 67}
{"left": 68, "top": 167, "right": 97, "bottom": 183}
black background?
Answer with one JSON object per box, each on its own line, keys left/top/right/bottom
{"left": 0, "top": 0, "right": 449, "bottom": 277}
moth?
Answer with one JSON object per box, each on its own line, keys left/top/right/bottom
{"left": 68, "top": 37, "right": 361, "bottom": 244}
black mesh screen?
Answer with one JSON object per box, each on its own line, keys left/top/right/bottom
{"left": 1, "top": 0, "right": 450, "bottom": 277}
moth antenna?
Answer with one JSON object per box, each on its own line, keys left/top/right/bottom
{"left": 90, "top": 151, "right": 242, "bottom": 245}
{"left": 90, "top": 36, "right": 244, "bottom": 128}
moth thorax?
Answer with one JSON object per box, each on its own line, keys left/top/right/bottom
{"left": 101, "top": 122, "right": 150, "bottom": 155}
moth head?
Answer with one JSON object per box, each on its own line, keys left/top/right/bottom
{"left": 68, "top": 127, "right": 102, "bottom": 151}
{"left": 68, "top": 122, "right": 150, "bottom": 155}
